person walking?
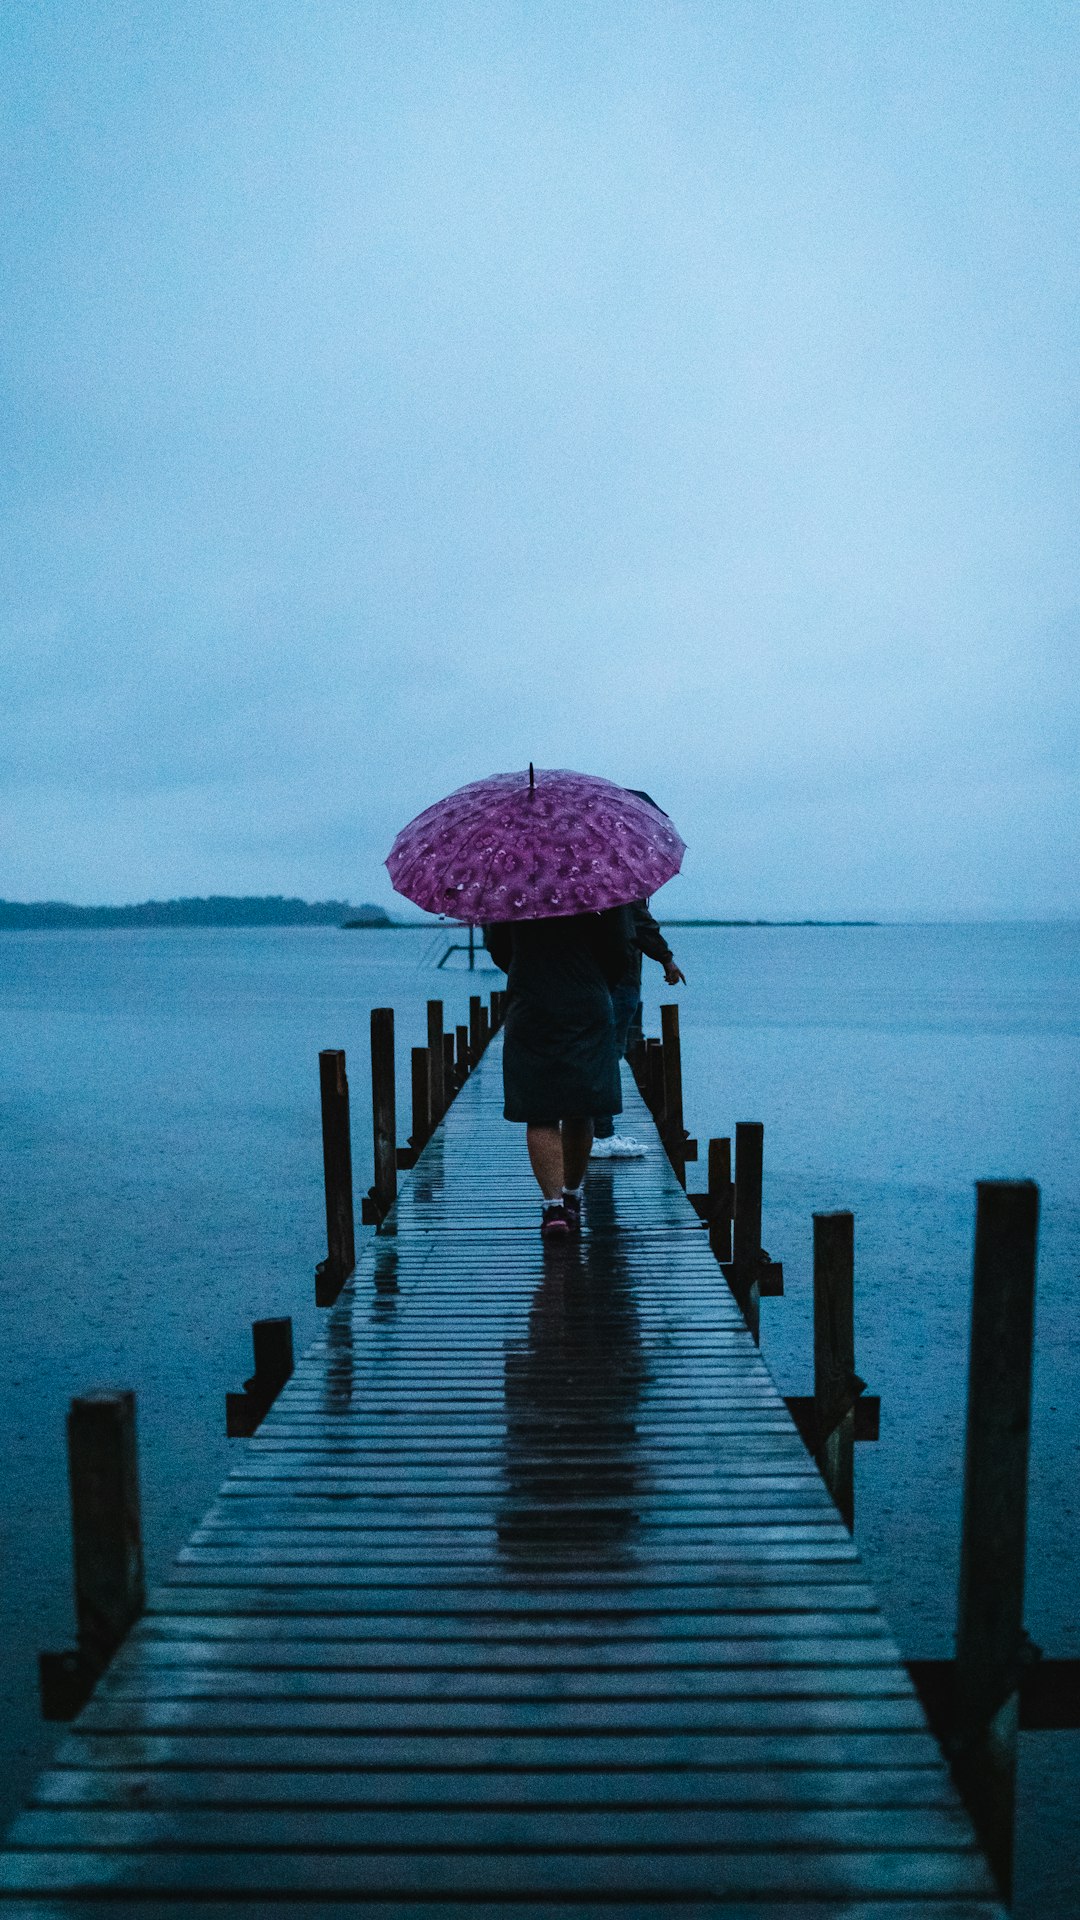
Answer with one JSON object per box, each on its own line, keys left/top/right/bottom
{"left": 591, "top": 898, "right": 686, "bottom": 1159}
{"left": 485, "top": 909, "right": 633, "bottom": 1240}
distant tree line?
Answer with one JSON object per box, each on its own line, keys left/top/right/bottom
{"left": 0, "top": 896, "right": 393, "bottom": 930}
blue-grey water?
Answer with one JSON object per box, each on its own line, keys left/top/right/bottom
{"left": 1, "top": 922, "right": 1078, "bottom": 1909}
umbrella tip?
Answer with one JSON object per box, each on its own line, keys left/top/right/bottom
{"left": 529, "top": 762, "right": 535, "bottom": 794}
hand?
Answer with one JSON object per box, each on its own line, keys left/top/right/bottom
{"left": 663, "top": 960, "right": 686, "bottom": 986}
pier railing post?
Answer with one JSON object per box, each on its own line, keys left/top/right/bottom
{"left": 411, "top": 1045, "right": 431, "bottom": 1154}
{"left": 659, "top": 1003, "right": 686, "bottom": 1186}
{"left": 427, "top": 999, "right": 445, "bottom": 1121}
{"left": 469, "top": 995, "right": 483, "bottom": 1067}
{"left": 950, "top": 1179, "right": 1039, "bottom": 1901}
{"left": 645, "top": 1038, "right": 665, "bottom": 1127}
{"left": 708, "top": 1137, "right": 733, "bottom": 1262}
{"left": 731, "top": 1121, "right": 764, "bottom": 1341}
{"left": 316, "top": 1049, "right": 355, "bottom": 1301}
{"left": 812, "top": 1212, "right": 857, "bottom": 1529}
{"left": 40, "top": 1390, "right": 145, "bottom": 1719}
{"left": 226, "top": 1317, "right": 295, "bottom": 1436}
{"left": 456, "top": 1024, "right": 470, "bottom": 1085}
{"left": 369, "top": 1007, "right": 397, "bottom": 1226}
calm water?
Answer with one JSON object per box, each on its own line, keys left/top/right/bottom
{"left": 1, "top": 922, "right": 1078, "bottom": 1908}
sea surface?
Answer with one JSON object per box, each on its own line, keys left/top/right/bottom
{"left": 1, "top": 921, "right": 1078, "bottom": 1908}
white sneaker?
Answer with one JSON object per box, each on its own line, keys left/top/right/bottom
{"left": 601, "top": 1133, "right": 648, "bottom": 1159}
{"left": 590, "top": 1135, "right": 616, "bottom": 1158}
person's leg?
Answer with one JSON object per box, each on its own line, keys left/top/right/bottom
{"left": 526, "top": 1124, "right": 564, "bottom": 1200}
{"left": 594, "top": 977, "right": 639, "bottom": 1145}
{"left": 561, "top": 1117, "right": 594, "bottom": 1191}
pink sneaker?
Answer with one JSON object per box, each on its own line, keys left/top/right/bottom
{"left": 561, "top": 1190, "right": 582, "bottom": 1232}
{"left": 540, "top": 1202, "right": 571, "bottom": 1241}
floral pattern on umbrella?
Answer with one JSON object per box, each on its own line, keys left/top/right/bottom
{"left": 386, "top": 768, "right": 685, "bottom": 922}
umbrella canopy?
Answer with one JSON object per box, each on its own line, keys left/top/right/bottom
{"left": 386, "top": 767, "right": 685, "bottom": 923}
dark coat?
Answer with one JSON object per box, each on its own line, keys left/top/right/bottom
{"left": 484, "top": 910, "right": 633, "bottom": 1124}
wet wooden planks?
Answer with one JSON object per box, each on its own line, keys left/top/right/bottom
{"left": 0, "top": 1044, "right": 1003, "bottom": 1916}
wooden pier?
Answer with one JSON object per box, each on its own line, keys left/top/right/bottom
{"left": 0, "top": 1034, "right": 1003, "bottom": 1914}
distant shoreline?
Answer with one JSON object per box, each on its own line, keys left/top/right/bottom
{"left": 0, "top": 896, "right": 391, "bottom": 931}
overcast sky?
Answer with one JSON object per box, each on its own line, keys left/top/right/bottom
{"left": 1, "top": 1, "right": 1077, "bottom": 918}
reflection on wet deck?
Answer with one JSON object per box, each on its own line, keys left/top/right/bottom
{"left": 0, "top": 1041, "right": 1002, "bottom": 1916}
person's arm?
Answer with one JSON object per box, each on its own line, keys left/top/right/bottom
{"left": 632, "top": 901, "right": 686, "bottom": 985}
{"left": 483, "top": 923, "right": 513, "bottom": 973}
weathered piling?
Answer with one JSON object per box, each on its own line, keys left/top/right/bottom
{"left": 645, "top": 1037, "right": 665, "bottom": 1126}
{"left": 812, "top": 1212, "right": 857, "bottom": 1527}
{"left": 951, "top": 1179, "right": 1039, "bottom": 1900}
{"left": 412, "top": 1045, "right": 431, "bottom": 1157}
{"left": 369, "top": 1007, "right": 397, "bottom": 1225}
{"left": 456, "top": 1023, "right": 470, "bottom": 1085}
{"left": 315, "top": 1049, "right": 355, "bottom": 1305}
{"left": 427, "top": 1000, "right": 446, "bottom": 1122}
{"left": 659, "top": 1003, "right": 686, "bottom": 1185}
{"left": 708, "top": 1136, "right": 733, "bottom": 1261}
{"left": 782, "top": 1213, "right": 878, "bottom": 1520}
{"left": 39, "top": 1391, "right": 145, "bottom": 1720}
{"left": 226, "top": 1317, "right": 295, "bottom": 1437}
{"left": 469, "top": 994, "right": 483, "bottom": 1066}
{"left": 442, "top": 1029, "right": 455, "bottom": 1097}
{"left": 729, "top": 1120, "right": 763, "bottom": 1341}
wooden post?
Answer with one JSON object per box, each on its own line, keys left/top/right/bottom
{"left": 427, "top": 999, "right": 445, "bottom": 1121}
{"left": 69, "top": 1390, "right": 144, "bottom": 1669}
{"left": 442, "top": 1030, "right": 455, "bottom": 1098}
{"left": 950, "top": 1179, "right": 1039, "bottom": 1901}
{"left": 40, "top": 1389, "right": 145, "bottom": 1719}
{"left": 469, "top": 994, "right": 483, "bottom": 1067}
{"left": 456, "top": 1024, "right": 470, "bottom": 1083}
{"left": 489, "top": 989, "right": 500, "bottom": 1031}
{"left": 226, "top": 1317, "right": 295, "bottom": 1437}
{"left": 410, "top": 1045, "right": 431, "bottom": 1153}
{"left": 478, "top": 1004, "right": 490, "bottom": 1053}
{"left": 370, "top": 1007, "right": 397, "bottom": 1222}
{"left": 645, "top": 1038, "right": 665, "bottom": 1124}
{"left": 732, "top": 1120, "right": 763, "bottom": 1342}
{"left": 317, "top": 1049, "right": 355, "bottom": 1290}
{"left": 659, "top": 1003, "right": 685, "bottom": 1186}
{"left": 812, "top": 1212, "right": 856, "bottom": 1530}
{"left": 708, "top": 1137, "right": 733, "bottom": 1262}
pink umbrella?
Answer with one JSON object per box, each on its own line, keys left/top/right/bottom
{"left": 386, "top": 766, "right": 685, "bottom": 923}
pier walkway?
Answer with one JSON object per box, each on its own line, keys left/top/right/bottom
{"left": 0, "top": 1039, "right": 1002, "bottom": 1915}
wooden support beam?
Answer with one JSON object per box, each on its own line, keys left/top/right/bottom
{"left": 455, "top": 1024, "right": 470, "bottom": 1085}
{"left": 909, "top": 1656, "right": 1080, "bottom": 1735}
{"left": 442, "top": 1030, "right": 456, "bottom": 1099}
{"left": 478, "top": 1004, "right": 490, "bottom": 1053}
{"left": 39, "top": 1391, "right": 145, "bottom": 1721}
{"left": 949, "top": 1178, "right": 1040, "bottom": 1902}
{"left": 468, "top": 995, "right": 483, "bottom": 1068}
{"left": 315, "top": 1049, "right": 355, "bottom": 1305}
{"left": 659, "top": 1003, "right": 686, "bottom": 1186}
{"left": 400, "top": 1044, "right": 430, "bottom": 1169}
{"left": 426, "top": 1000, "right": 445, "bottom": 1123}
{"left": 225, "top": 1317, "right": 294, "bottom": 1437}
